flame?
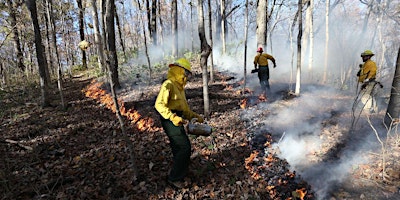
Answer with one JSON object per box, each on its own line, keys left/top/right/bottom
{"left": 295, "top": 188, "right": 307, "bottom": 200}
{"left": 240, "top": 98, "right": 248, "bottom": 109}
{"left": 84, "top": 80, "right": 154, "bottom": 132}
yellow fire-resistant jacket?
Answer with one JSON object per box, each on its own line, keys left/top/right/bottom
{"left": 254, "top": 53, "right": 276, "bottom": 66}
{"left": 155, "top": 66, "right": 200, "bottom": 121}
{"left": 358, "top": 59, "right": 377, "bottom": 83}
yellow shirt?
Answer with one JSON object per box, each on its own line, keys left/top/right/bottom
{"left": 254, "top": 53, "right": 276, "bottom": 66}
{"left": 358, "top": 59, "right": 377, "bottom": 83}
{"left": 155, "top": 66, "right": 198, "bottom": 120}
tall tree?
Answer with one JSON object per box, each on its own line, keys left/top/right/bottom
{"left": 171, "top": 0, "right": 178, "bottom": 57}
{"left": 323, "top": 0, "right": 330, "bottom": 83}
{"left": 256, "top": 0, "right": 267, "bottom": 49}
{"left": 105, "top": 0, "right": 138, "bottom": 181}
{"left": 137, "top": 0, "right": 152, "bottom": 83}
{"left": 6, "top": 0, "right": 25, "bottom": 72}
{"left": 217, "top": 1, "right": 240, "bottom": 54}
{"left": 220, "top": 0, "right": 226, "bottom": 54}
{"left": 26, "top": 0, "right": 51, "bottom": 107}
{"left": 295, "top": 0, "right": 303, "bottom": 95}
{"left": 197, "top": 0, "right": 212, "bottom": 116}
{"left": 385, "top": 47, "right": 400, "bottom": 127}
{"left": 46, "top": 0, "right": 65, "bottom": 109}
{"left": 115, "top": 6, "right": 126, "bottom": 60}
{"left": 243, "top": 0, "right": 249, "bottom": 94}
{"left": 105, "top": 0, "right": 120, "bottom": 89}
{"left": 150, "top": 0, "right": 157, "bottom": 45}
{"left": 145, "top": 0, "right": 157, "bottom": 45}
{"left": 91, "top": 0, "right": 106, "bottom": 73}
{"left": 208, "top": 0, "right": 214, "bottom": 83}
{"left": 77, "top": 0, "right": 87, "bottom": 69}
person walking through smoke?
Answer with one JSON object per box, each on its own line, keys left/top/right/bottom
{"left": 154, "top": 58, "right": 204, "bottom": 189}
{"left": 253, "top": 47, "right": 277, "bottom": 97}
{"left": 356, "top": 50, "right": 382, "bottom": 113}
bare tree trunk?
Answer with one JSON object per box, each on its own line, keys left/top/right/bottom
{"left": 190, "top": 2, "right": 194, "bottom": 52}
{"left": 171, "top": 0, "right": 178, "bottom": 57}
{"left": 43, "top": 8, "right": 52, "bottom": 82}
{"left": 220, "top": 0, "right": 226, "bottom": 54}
{"left": 105, "top": 0, "right": 120, "bottom": 89}
{"left": 46, "top": 0, "right": 65, "bottom": 109}
{"left": 77, "top": 0, "right": 87, "bottom": 69}
{"left": 295, "top": 0, "right": 303, "bottom": 95}
{"left": 26, "top": 0, "right": 51, "bottom": 107}
{"left": 150, "top": 0, "right": 157, "bottom": 45}
{"left": 91, "top": 0, "right": 106, "bottom": 74}
{"left": 137, "top": 0, "right": 152, "bottom": 84}
{"left": 6, "top": 0, "right": 25, "bottom": 72}
{"left": 208, "top": 0, "right": 214, "bottom": 83}
{"left": 323, "top": 0, "right": 330, "bottom": 83}
{"left": 385, "top": 47, "right": 400, "bottom": 127}
{"left": 114, "top": 6, "right": 126, "bottom": 61}
{"left": 158, "top": 0, "right": 165, "bottom": 56}
{"left": 101, "top": 0, "right": 107, "bottom": 55}
{"left": 243, "top": 0, "right": 249, "bottom": 94}
{"left": 0, "top": 62, "right": 6, "bottom": 86}
{"left": 307, "top": 0, "right": 314, "bottom": 78}
{"left": 197, "top": 0, "right": 212, "bottom": 116}
{"left": 105, "top": 0, "right": 138, "bottom": 182}
{"left": 256, "top": 0, "right": 267, "bottom": 49}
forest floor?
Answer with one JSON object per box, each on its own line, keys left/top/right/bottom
{"left": 1, "top": 65, "right": 400, "bottom": 199}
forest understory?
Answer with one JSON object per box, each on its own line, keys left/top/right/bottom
{"left": 1, "top": 68, "right": 400, "bottom": 200}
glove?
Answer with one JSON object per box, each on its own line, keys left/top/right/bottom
{"left": 361, "top": 83, "right": 368, "bottom": 90}
{"left": 194, "top": 114, "right": 204, "bottom": 123}
{"left": 170, "top": 114, "right": 185, "bottom": 126}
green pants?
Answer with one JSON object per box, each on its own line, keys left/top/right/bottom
{"left": 258, "top": 66, "right": 270, "bottom": 91}
{"left": 161, "top": 114, "right": 191, "bottom": 181}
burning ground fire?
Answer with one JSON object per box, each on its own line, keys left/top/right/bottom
{"left": 83, "top": 80, "right": 156, "bottom": 132}
{"left": 245, "top": 134, "right": 312, "bottom": 199}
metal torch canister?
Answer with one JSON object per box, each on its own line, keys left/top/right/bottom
{"left": 187, "top": 119, "right": 212, "bottom": 136}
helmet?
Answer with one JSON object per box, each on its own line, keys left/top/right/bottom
{"left": 361, "top": 50, "right": 374, "bottom": 57}
{"left": 169, "top": 58, "right": 191, "bottom": 72}
{"left": 257, "top": 47, "right": 263, "bottom": 52}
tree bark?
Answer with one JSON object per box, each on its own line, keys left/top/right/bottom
{"left": 26, "top": 0, "right": 51, "bottom": 107}
{"left": 6, "top": 0, "right": 25, "bottom": 72}
{"left": 105, "top": 0, "right": 120, "bottom": 89}
{"left": 385, "top": 47, "right": 400, "bottom": 127}
{"left": 91, "top": 0, "right": 106, "bottom": 73}
{"left": 295, "top": 0, "right": 303, "bottom": 95}
{"left": 256, "top": 0, "right": 267, "bottom": 49}
{"left": 137, "top": 0, "right": 152, "bottom": 84}
{"left": 46, "top": 0, "right": 65, "bottom": 109}
{"left": 220, "top": 0, "right": 226, "bottom": 54}
{"left": 243, "top": 0, "right": 249, "bottom": 94}
{"left": 208, "top": 0, "right": 214, "bottom": 83}
{"left": 105, "top": 0, "right": 138, "bottom": 182}
{"left": 197, "top": 0, "right": 212, "bottom": 116}
{"left": 77, "top": 0, "right": 87, "bottom": 69}
{"left": 114, "top": 6, "right": 126, "bottom": 60}
{"left": 171, "top": 0, "right": 178, "bottom": 57}
{"left": 323, "top": 0, "right": 330, "bottom": 83}
{"left": 150, "top": 0, "right": 157, "bottom": 45}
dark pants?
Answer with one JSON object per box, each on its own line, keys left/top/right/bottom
{"left": 258, "top": 66, "right": 270, "bottom": 92}
{"left": 160, "top": 112, "right": 191, "bottom": 181}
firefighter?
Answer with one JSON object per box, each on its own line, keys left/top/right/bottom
{"left": 253, "top": 47, "right": 277, "bottom": 97}
{"left": 357, "top": 50, "right": 379, "bottom": 113}
{"left": 154, "top": 58, "right": 204, "bottom": 189}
